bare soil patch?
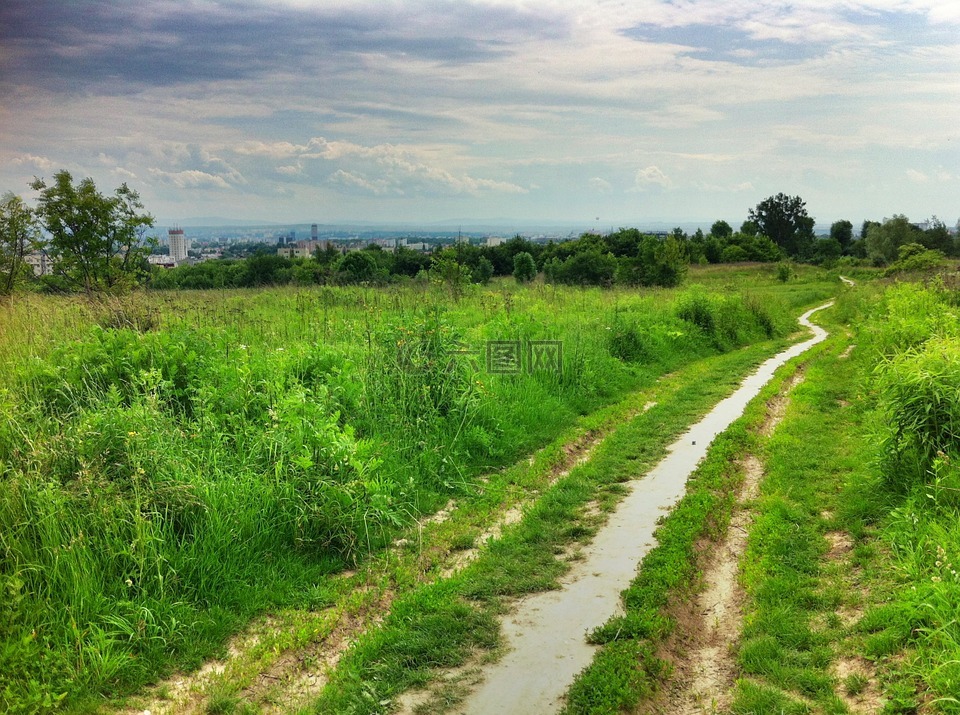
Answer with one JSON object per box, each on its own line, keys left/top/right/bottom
{"left": 835, "top": 656, "right": 884, "bottom": 714}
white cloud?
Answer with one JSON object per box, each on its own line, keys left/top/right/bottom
{"left": 111, "top": 167, "right": 138, "bottom": 180}
{"left": 148, "top": 168, "right": 233, "bottom": 190}
{"left": 589, "top": 177, "right": 612, "bottom": 192}
{"left": 12, "top": 153, "right": 54, "bottom": 171}
{"left": 905, "top": 169, "right": 928, "bottom": 183}
{"left": 631, "top": 165, "right": 672, "bottom": 191}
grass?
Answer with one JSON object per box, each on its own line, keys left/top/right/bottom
{"left": 0, "top": 268, "right": 837, "bottom": 713}
{"left": 730, "top": 333, "right": 857, "bottom": 714}
{"left": 727, "top": 276, "right": 960, "bottom": 714}
{"left": 561, "top": 312, "right": 839, "bottom": 714}
{"left": 311, "top": 333, "right": 811, "bottom": 715}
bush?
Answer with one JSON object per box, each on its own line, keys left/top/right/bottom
{"left": 513, "top": 252, "right": 537, "bottom": 283}
{"left": 876, "top": 337, "right": 960, "bottom": 489}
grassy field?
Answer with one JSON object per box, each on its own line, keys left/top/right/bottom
{"left": 555, "top": 271, "right": 960, "bottom": 715}
{"left": 0, "top": 265, "right": 838, "bottom": 713}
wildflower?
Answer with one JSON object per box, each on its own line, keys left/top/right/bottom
{"left": 128, "top": 431, "right": 138, "bottom": 437}
{"left": 932, "top": 576, "right": 942, "bottom": 583}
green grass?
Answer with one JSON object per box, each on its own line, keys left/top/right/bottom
{"left": 728, "top": 277, "right": 960, "bottom": 714}
{"left": 312, "top": 332, "right": 821, "bottom": 715}
{"left": 0, "top": 270, "right": 838, "bottom": 712}
{"left": 561, "top": 319, "right": 838, "bottom": 714}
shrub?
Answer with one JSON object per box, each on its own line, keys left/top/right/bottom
{"left": 876, "top": 337, "right": 960, "bottom": 489}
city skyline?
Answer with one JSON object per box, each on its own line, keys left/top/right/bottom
{"left": 1, "top": 0, "right": 958, "bottom": 228}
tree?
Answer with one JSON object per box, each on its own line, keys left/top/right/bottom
{"left": 30, "top": 170, "right": 154, "bottom": 294}
{"left": 338, "top": 250, "right": 378, "bottom": 283}
{"left": 553, "top": 249, "right": 616, "bottom": 286}
{"left": 829, "top": 220, "right": 854, "bottom": 254}
{"left": 920, "top": 217, "right": 952, "bottom": 255}
{"left": 865, "top": 215, "right": 921, "bottom": 265}
{"left": 710, "top": 220, "right": 733, "bottom": 239}
{"left": 747, "top": 193, "right": 815, "bottom": 258}
{"left": 473, "top": 257, "right": 494, "bottom": 285}
{"left": 0, "top": 192, "right": 41, "bottom": 295}
{"left": 513, "top": 251, "right": 537, "bottom": 283}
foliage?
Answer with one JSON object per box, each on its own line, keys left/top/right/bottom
{"left": 830, "top": 219, "right": 854, "bottom": 253}
{"left": 29, "top": 170, "right": 154, "bottom": 294}
{"left": 882, "top": 242, "right": 943, "bottom": 276}
{"left": 549, "top": 249, "right": 617, "bottom": 286}
{"left": 833, "top": 281, "right": 960, "bottom": 708}
{"left": 710, "top": 219, "right": 733, "bottom": 239}
{"left": 0, "top": 193, "right": 41, "bottom": 295}
{"left": 748, "top": 193, "right": 816, "bottom": 258}
{"left": 473, "top": 256, "right": 494, "bottom": 285}
{"left": 512, "top": 251, "right": 537, "bottom": 283}
{"left": 864, "top": 214, "right": 922, "bottom": 266}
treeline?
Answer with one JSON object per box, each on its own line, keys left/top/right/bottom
{"left": 148, "top": 224, "right": 787, "bottom": 290}
{"left": 5, "top": 170, "right": 956, "bottom": 297}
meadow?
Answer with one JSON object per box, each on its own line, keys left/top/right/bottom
{"left": 0, "top": 265, "right": 835, "bottom": 712}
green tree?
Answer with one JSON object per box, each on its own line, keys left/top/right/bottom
{"left": 338, "top": 250, "right": 379, "bottom": 283}
{"left": 920, "top": 217, "right": 952, "bottom": 255}
{"left": 0, "top": 192, "right": 41, "bottom": 295}
{"left": 30, "top": 170, "right": 154, "bottom": 294}
{"left": 865, "top": 215, "right": 920, "bottom": 265}
{"left": 710, "top": 220, "right": 733, "bottom": 239}
{"left": 747, "top": 193, "right": 815, "bottom": 258}
{"left": 473, "top": 256, "right": 494, "bottom": 285}
{"left": 430, "top": 254, "right": 472, "bottom": 298}
{"left": 513, "top": 251, "right": 537, "bottom": 283}
{"left": 554, "top": 249, "right": 616, "bottom": 286}
{"left": 829, "top": 220, "right": 854, "bottom": 254}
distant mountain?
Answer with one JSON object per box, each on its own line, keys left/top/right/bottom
{"left": 157, "top": 217, "right": 279, "bottom": 228}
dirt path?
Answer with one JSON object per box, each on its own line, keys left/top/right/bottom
{"left": 656, "top": 368, "right": 807, "bottom": 714}
{"left": 449, "top": 304, "right": 834, "bottom": 714}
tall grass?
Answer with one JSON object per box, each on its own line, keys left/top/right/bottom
{"left": 839, "top": 279, "right": 960, "bottom": 709}
{"left": 0, "top": 269, "right": 831, "bottom": 711}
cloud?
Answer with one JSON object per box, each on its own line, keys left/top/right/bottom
{"left": 589, "top": 177, "right": 612, "bottom": 192}
{"left": 12, "top": 153, "right": 54, "bottom": 171}
{"left": 234, "top": 135, "right": 528, "bottom": 197}
{"left": 905, "top": 169, "right": 928, "bottom": 183}
{"left": 328, "top": 169, "right": 397, "bottom": 196}
{"left": 0, "top": 0, "right": 568, "bottom": 95}
{"left": 149, "top": 168, "right": 233, "bottom": 190}
{"left": 631, "top": 165, "right": 672, "bottom": 191}
{"left": 111, "top": 167, "right": 138, "bottom": 181}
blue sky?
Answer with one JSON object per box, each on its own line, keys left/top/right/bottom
{"left": 1, "top": 0, "right": 957, "bottom": 228}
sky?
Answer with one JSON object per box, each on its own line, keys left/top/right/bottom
{"left": 1, "top": 0, "right": 958, "bottom": 229}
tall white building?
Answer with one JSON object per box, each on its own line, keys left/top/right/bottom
{"left": 169, "top": 228, "right": 189, "bottom": 263}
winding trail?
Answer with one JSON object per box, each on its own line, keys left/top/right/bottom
{"left": 454, "top": 302, "right": 835, "bottom": 715}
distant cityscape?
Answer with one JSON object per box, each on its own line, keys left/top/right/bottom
{"left": 142, "top": 221, "right": 605, "bottom": 268}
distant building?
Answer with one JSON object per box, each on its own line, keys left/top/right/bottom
{"left": 169, "top": 228, "right": 189, "bottom": 263}
{"left": 311, "top": 224, "right": 319, "bottom": 241}
{"left": 485, "top": 237, "right": 504, "bottom": 247}
{"left": 277, "top": 239, "right": 339, "bottom": 259}
{"left": 25, "top": 252, "right": 52, "bottom": 276}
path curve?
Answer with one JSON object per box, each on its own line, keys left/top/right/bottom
{"left": 454, "top": 302, "right": 835, "bottom": 715}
